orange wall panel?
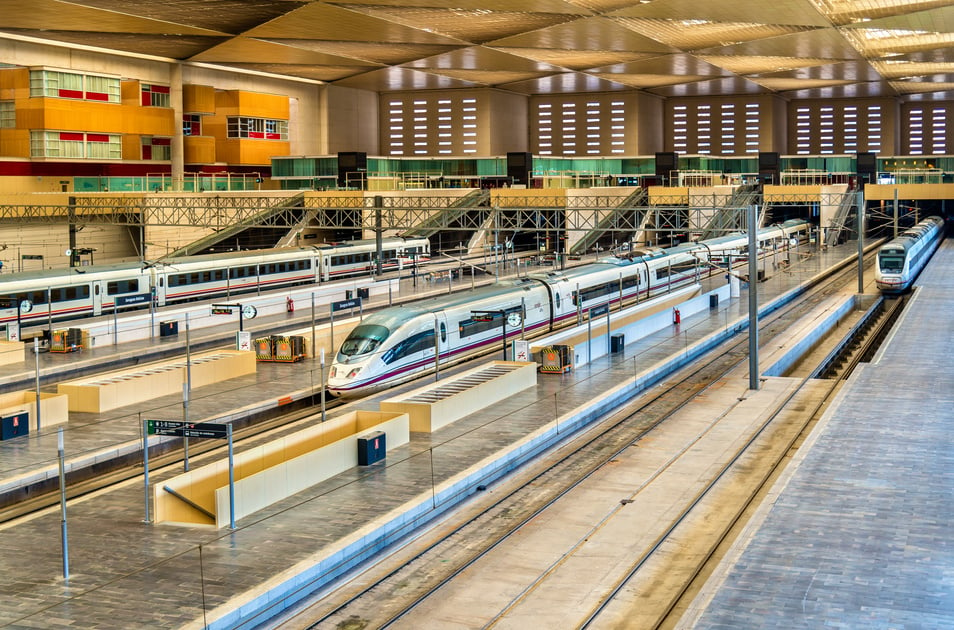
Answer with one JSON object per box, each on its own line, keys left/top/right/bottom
{"left": 121, "top": 134, "right": 141, "bottom": 160}
{"left": 184, "top": 135, "right": 216, "bottom": 164}
{"left": 214, "top": 90, "right": 289, "bottom": 119}
{"left": 0, "top": 128, "right": 31, "bottom": 158}
{"left": 215, "top": 138, "right": 289, "bottom": 166}
{"left": 184, "top": 84, "right": 215, "bottom": 114}
{"left": 16, "top": 98, "right": 175, "bottom": 136}
{"left": 121, "top": 80, "right": 141, "bottom": 106}
{"left": 0, "top": 68, "right": 29, "bottom": 99}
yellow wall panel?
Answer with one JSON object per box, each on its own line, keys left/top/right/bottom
{"left": 121, "top": 134, "right": 141, "bottom": 160}
{"left": 215, "top": 89, "right": 289, "bottom": 119}
{"left": 184, "top": 84, "right": 215, "bottom": 114}
{"left": 15, "top": 98, "right": 174, "bottom": 136}
{"left": 184, "top": 135, "right": 216, "bottom": 164}
{"left": 0, "top": 128, "right": 30, "bottom": 157}
{"left": 0, "top": 68, "right": 29, "bottom": 99}
{"left": 215, "top": 138, "right": 289, "bottom": 166}
{"left": 121, "top": 80, "right": 141, "bottom": 106}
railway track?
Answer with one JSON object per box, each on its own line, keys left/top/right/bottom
{"left": 274, "top": 254, "right": 893, "bottom": 630}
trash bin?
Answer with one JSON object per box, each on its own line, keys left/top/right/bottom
{"left": 357, "top": 431, "right": 386, "bottom": 466}
{"left": 357, "top": 287, "right": 370, "bottom": 299}
{"left": 0, "top": 411, "right": 29, "bottom": 441}
{"left": 159, "top": 320, "right": 178, "bottom": 337}
{"left": 611, "top": 333, "right": 625, "bottom": 353}
{"left": 709, "top": 294, "right": 719, "bottom": 309}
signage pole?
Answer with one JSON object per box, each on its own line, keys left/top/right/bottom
{"left": 34, "top": 338, "right": 41, "bottom": 432}
{"left": 227, "top": 424, "right": 235, "bottom": 529}
{"left": 57, "top": 428, "right": 70, "bottom": 581}
{"left": 605, "top": 300, "right": 611, "bottom": 354}
{"left": 311, "top": 293, "right": 316, "bottom": 364}
{"left": 113, "top": 307, "right": 118, "bottom": 345}
{"left": 329, "top": 307, "right": 334, "bottom": 355}
{"left": 748, "top": 204, "right": 760, "bottom": 391}
{"left": 320, "top": 349, "right": 326, "bottom": 423}
{"left": 183, "top": 313, "right": 191, "bottom": 472}
{"left": 857, "top": 191, "right": 865, "bottom": 294}
{"left": 587, "top": 315, "right": 592, "bottom": 366}
{"left": 142, "top": 414, "right": 151, "bottom": 523}
{"left": 502, "top": 318, "right": 507, "bottom": 361}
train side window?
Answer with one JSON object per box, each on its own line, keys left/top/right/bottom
{"left": 383, "top": 330, "right": 434, "bottom": 364}
{"left": 440, "top": 322, "right": 446, "bottom": 343}
{"left": 94, "top": 285, "right": 100, "bottom": 295}
{"left": 555, "top": 293, "right": 561, "bottom": 309}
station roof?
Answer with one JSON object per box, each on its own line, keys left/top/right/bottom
{"left": 1, "top": 0, "right": 953, "bottom": 100}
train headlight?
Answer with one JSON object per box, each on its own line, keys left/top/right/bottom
{"left": 347, "top": 367, "right": 362, "bottom": 378}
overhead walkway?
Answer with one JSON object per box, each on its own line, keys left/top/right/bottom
{"left": 399, "top": 188, "right": 490, "bottom": 240}
{"left": 569, "top": 187, "right": 648, "bottom": 255}
{"left": 167, "top": 192, "right": 307, "bottom": 256}
{"left": 825, "top": 187, "right": 858, "bottom": 247}
{"left": 696, "top": 184, "right": 760, "bottom": 241}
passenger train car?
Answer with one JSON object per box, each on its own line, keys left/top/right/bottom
{"left": 0, "top": 237, "right": 429, "bottom": 328}
{"left": 328, "top": 220, "right": 810, "bottom": 397}
{"left": 874, "top": 216, "right": 945, "bottom": 293}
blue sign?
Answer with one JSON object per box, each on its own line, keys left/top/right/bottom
{"left": 116, "top": 293, "right": 151, "bottom": 306}
{"left": 332, "top": 298, "right": 362, "bottom": 312}
{"left": 590, "top": 303, "right": 610, "bottom": 317}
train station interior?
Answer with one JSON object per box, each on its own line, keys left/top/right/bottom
{"left": 1, "top": 1, "right": 954, "bottom": 628}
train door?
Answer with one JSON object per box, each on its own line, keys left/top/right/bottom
{"left": 92, "top": 281, "right": 104, "bottom": 315}
{"left": 153, "top": 271, "right": 167, "bottom": 306}
{"left": 434, "top": 311, "right": 448, "bottom": 365}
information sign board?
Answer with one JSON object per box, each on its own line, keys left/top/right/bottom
{"left": 147, "top": 420, "right": 229, "bottom": 439}
{"left": 331, "top": 298, "right": 361, "bottom": 312}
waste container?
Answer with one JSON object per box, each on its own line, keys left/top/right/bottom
{"left": 0, "top": 411, "right": 29, "bottom": 440}
{"left": 357, "top": 431, "right": 386, "bottom": 466}
{"left": 357, "top": 287, "right": 369, "bottom": 299}
{"left": 159, "top": 320, "right": 178, "bottom": 337}
{"left": 611, "top": 333, "right": 625, "bottom": 353}
{"left": 709, "top": 294, "right": 719, "bottom": 309}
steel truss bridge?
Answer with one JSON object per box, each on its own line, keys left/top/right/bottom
{"left": 0, "top": 192, "right": 872, "bottom": 229}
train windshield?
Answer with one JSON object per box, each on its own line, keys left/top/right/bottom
{"left": 879, "top": 254, "right": 904, "bottom": 272}
{"left": 339, "top": 324, "right": 389, "bottom": 357}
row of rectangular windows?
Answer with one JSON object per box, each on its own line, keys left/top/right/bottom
{"left": 168, "top": 259, "right": 312, "bottom": 287}
{"left": 226, "top": 117, "right": 288, "bottom": 140}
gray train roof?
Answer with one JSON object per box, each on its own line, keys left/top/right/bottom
{"left": 0, "top": 260, "right": 143, "bottom": 286}
{"left": 354, "top": 278, "right": 544, "bottom": 329}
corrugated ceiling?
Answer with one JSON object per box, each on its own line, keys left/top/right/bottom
{"left": 1, "top": 0, "right": 953, "bottom": 99}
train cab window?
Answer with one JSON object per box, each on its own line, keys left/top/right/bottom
{"left": 879, "top": 254, "right": 904, "bottom": 272}
{"left": 339, "top": 324, "right": 389, "bottom": 357}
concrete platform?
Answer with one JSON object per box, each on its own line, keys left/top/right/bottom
{"left": 0, "top": 241, "right": 872, "bottom": 628}
{"left": 681, "top": 238, "right": 954, "bottom": 629}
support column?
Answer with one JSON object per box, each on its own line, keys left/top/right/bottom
{"left": 169, "top": 63, "right": 185, "bottom": 192}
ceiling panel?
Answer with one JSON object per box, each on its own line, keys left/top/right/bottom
{"left": 0, "top": 0, "right": 953, "bottom": 99}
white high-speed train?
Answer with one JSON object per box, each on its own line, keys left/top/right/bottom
{"left": 874, "top": 216, "right": 945, "bottom": 293}
{"left": 328, "top": 220, "right": 810, "bottom": 396}
{"left": 0, "top": 238, "right": 429, "bottom": 328}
